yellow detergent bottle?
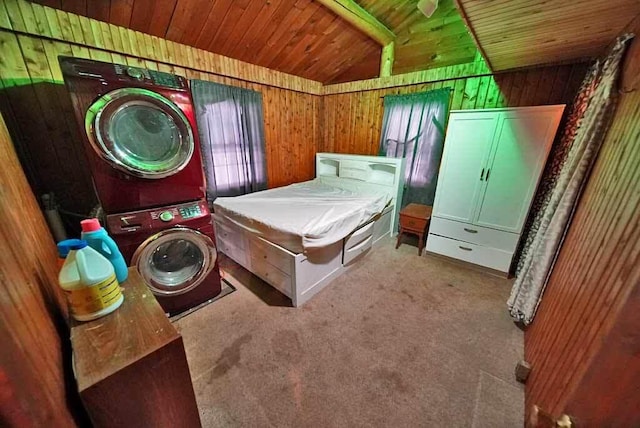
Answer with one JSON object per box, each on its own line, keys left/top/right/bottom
{"left": 58, "top": 239, "right": 124, "bottom": 322}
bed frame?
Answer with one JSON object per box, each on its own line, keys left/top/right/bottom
{"left": 214, "top": 153, "right": 405, "bottom": 306}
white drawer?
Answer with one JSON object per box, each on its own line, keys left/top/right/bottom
{"left": 344, "top": 221, "right": 374, "bottom": 251}
{"left": 343, "top": 234, "right": 373, "bottom": 265}
{"left": 372, "top": 206, "right": 392, "bottom": 242}
{"left": 250, "top": 254, "right": 292, "bottom": 297}
{"left": 217, "top": 239, "right": 248, "bottom": 269}
{"left": 214, "top": 220, "right": 245, "bottom": 250}
{"left": 430, "top": 216, "right": 520, "bottom": 252}
{"left": 248, "top": 236, "right": 293, "bottom": 275}
{"left": 426, "top": 234, "right": 513, "bottom": 272}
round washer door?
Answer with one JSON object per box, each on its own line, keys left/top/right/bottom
{"left": 132, "top": 227, "right": 216, "bottom": 296}
{"left": 85, "top": 88, "right": 194, "bottom": 178}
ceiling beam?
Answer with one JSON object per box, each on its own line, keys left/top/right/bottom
{"left": 452, "top": 0, "right": 494, "bottom": 72}
{"left": 380, "top": 42, "right": 394, "bottom": 77}
{"left": 315, "top": 0, "right": 395, "bottom": 46}
{"left": 315, "top": 0, "right": 395, "bottom": 77}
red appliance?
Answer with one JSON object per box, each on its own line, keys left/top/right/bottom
{"left": 60, "top": 57, "right": 206, "bottom": 214}
{"left": 107, "top": 200, "right": 221, "bottom": 315}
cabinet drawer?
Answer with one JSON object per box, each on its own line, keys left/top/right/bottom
{"left": 250, "top": 255, "right": 292, "bottom": 297}
{"left": 425, "top": 234, "right": 513, "bottom": 272}
{"left": 344, "top": 222, "right": 374, "bottom": 251}
{"left": 214, "top": 221, "right": 245, "bottom": 250}
{"left": 401, "top": 216, "right": 428, "bottom": 231}
{"left": 343, "top": 234, "right": 373, "bottom": 265}
{"left": 249, "top": 237, "right": 293, "bottom": 275}
{"left": 430, "top": 216, "right": 520, "bottom": 252}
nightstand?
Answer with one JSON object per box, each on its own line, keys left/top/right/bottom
{"left": 396, "top": 203, "right": 432, "bottom": 256}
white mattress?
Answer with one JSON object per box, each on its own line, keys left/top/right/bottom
{"left": 213, "top": 179, "right": 390, "bottom": 253}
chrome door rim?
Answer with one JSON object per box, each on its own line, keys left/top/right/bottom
{"left": 132, "top": 227, "right": 216, "bottom": 296}
{"left": 85, "top": 88, "right": 194, "bottom": 179}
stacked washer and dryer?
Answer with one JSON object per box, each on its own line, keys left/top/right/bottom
{"left": 60, "top": 57, "right": 222, "bottom": 315}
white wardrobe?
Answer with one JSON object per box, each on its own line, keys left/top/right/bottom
{"left": 426, "top": 105, "right": 565, "bottom": 273}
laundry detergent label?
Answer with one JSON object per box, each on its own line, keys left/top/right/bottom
{"left": 65, "top": 274, "right": 122, "bottom": 317}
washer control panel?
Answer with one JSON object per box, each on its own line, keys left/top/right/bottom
{"left": 107, "top": 200, "right": 209, "bottom": 234}
{"left": 113, "top": 64, "right": 186, "bottom": 89}
{"left": 178, "top": 204, "right": 203, "bottom": 220}
{"left": 159, "top": 211, "right": 174, "bottom": 222}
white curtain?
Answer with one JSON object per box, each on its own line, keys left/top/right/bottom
{"left": 508, "top": 34, "right": 633, "bottom": 324}
{"left": 378, "top": 89, "right": 451, "bottom": 208}
{"left": 190, "top": 81, "right": 267, "bottom": 200}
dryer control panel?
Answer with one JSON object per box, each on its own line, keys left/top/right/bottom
{"left": 113, "top": 64, "right": 187, "bottom": 89}
{"left": 107, "top": 200, "right": 210, "bottom": 235}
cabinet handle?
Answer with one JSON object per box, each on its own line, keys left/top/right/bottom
{"left": 463, "top": 228, "right": 478, "bottom": 233}
{"left": 486, "top": 168, "right": 491, "bottom": 181}
{"left": 459, "top": 246, "right": 473, "bottom": 251}
{"left": 480, "top": 168, "right": 485, "bottom": 181}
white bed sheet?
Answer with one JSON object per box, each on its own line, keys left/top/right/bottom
{"left": 213, "top": 179, "right": 390, "bottom": 253}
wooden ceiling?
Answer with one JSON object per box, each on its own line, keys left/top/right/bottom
{"left": 32, "top": 0, "right": 383, "bottom": 83}
{"left": 358, "top": 0, "right": 477, "bottom": 74}
{"left": 457, "top": 0, "right": 640, "bottom": 71}
{"left": 30, "top": 0, "right": 479, "bottom": 83}
{"left": 30, "top": 0, "right": 635, "bottom": 82}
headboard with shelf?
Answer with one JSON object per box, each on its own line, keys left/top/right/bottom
{"left": 315, "top": 153, "right": 406, "bottom": 235}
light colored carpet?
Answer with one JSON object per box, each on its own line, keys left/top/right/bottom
{"left": 175, "top": 237, "right": 524, "bottom": 427}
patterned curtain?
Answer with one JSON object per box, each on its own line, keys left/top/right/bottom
{"left": 508, "top": 34, "right": 633, "bottom": 324}
{"left": 379, "top": 88, "right": 451, "bottom": 209}
{"left": 190, "top": 80, "right": 267, "bottom": 201}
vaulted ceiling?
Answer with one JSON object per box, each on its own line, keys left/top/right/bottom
{"left": 28, "top": 0, "right": 640, "bottom": 83}
{"left": 458, "top": 0, "right": 640, "bottom": 71}
{"left": 30, "top": 0, "right": 478, "bottom": 83}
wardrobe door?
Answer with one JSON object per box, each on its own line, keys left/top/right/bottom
{"left": 432, "top": 112, "right": 498, "bottom": 223}
{"left": 474, "top": 107, "right": 564, "bottom": 232}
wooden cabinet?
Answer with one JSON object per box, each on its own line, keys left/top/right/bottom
{"left": 427, "top": 106, "right": 565, "bottom": 273}
{"left": 71, "top": 268, "right": 201, "bottom": 428}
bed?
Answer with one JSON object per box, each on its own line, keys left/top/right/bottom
{"left": 213, "top": 153, "right": 406, "bottom": 306}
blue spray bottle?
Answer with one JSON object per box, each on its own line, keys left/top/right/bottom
{"left": 80, "top": 218, "right": 128, "bottom": 283}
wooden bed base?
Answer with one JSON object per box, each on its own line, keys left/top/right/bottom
{"left": 214, "top": 153, "right": 405, "bottom": 307}
{"left": 214, "top": 207, "right": 392, "bottom": 306}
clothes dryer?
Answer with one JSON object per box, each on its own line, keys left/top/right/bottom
{"left": 106, "top": 200, "right": 221, "bottom": 315}
{"left": 60, "top": 57, "right": 206, "bottom": 214}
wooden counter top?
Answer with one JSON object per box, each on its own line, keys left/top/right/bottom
{"left": 70, "top": 268, "right": 178, "bottom": 392}
{"left": 69, "top": 267, "right": 201, "bottom": 427}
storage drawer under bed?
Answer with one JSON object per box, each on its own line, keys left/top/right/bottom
{"left": 344, "top": 222, "right": 374, "bottom": 250}
{"left": 214, "top": 220, "right": 246, "bottom": 250}
{"left": 343, "top": 235, "right": 373, "bottom": 265}
{"left": 343, "top": 221, "right": 374, "bottom": 266}
{"left": 216, "top": 238, "right": 249, "bottom": 269}
{"left": 249, "top": 254, "right": 293, "bottom": 297}
{"left": 248, "top": 236, "right": 294, "bottom": 275}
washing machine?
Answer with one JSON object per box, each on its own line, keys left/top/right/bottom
{"left": 60, "top": 56, "right": 206, "bottom": 214}
{"left": 106, "top": 199, "right": 221, "bottom": 315}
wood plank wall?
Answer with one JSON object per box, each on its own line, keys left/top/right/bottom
{"left": 321, "top": 62, "right": 588, "bottom": 154}
{"left": 523, "top": 43, "right": 640, "bottom": 421}
{"left": 0, "top": 112, "right": 81, "bottom": 426}
{"left": 0, "top": 0, "right": 320, "bottom": 218}
{"left": 0, "top": 0, "right": 323, "bottom": 94}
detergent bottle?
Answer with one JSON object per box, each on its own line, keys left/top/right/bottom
{"left": 58, "top": 239, "right": 124, "bottom": 322}
{"left": 57, "top": 242, "right": 70, "bottom": 269}
{"left": 80, "top": 218, "right": 128, "bottom": 283}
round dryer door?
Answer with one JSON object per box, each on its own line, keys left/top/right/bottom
{"left": 85, "top": 88, "right": 194, "bottom": 178}
{"left": 132, "top": 227, "right": 216, "bottom": 296}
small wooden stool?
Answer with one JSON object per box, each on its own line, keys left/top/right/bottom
{"left": 396, "top": 203, "right": 432, "bottom": 256}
